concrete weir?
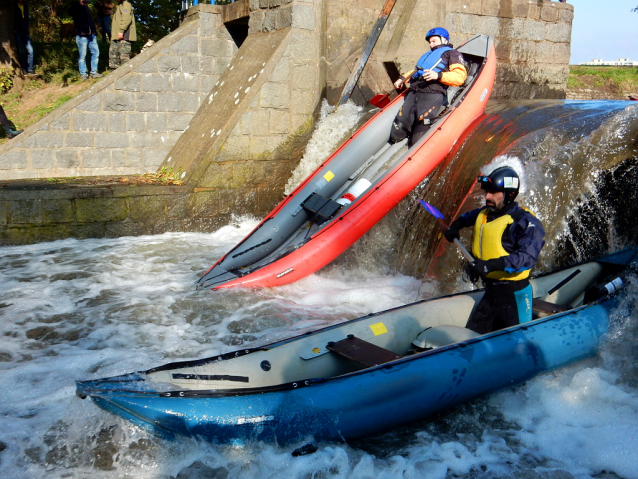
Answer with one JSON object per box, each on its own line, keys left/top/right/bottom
{"left": 0, "top": 0, "right": 573, "bottom": 245}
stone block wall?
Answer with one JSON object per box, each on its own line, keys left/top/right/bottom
{"left": 160, "top": 0, "right": 324, "bottom": 199}
{"left": 467, "top": 0, "right": 572, "bottom": 99}
{"left": 325, "top": 0, "right": 574, "bottom": 101}
{"left": 0, "top": 7, "right": 236, "bottom": 181}
{"left": 204, "top": 26, "right": 321, "bottom": 185}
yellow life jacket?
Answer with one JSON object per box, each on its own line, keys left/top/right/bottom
{"left": 471, "top": 208, "right": 531, "bottom": 281}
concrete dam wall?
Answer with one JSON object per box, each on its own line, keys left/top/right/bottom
{"left": 0, "top": 0, "right": 572, "bottom": 245}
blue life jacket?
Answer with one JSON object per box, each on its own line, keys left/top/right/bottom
{"left": 412, "top": 45, "right": 452, "bottom": 80}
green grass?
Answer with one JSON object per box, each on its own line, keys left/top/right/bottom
{"left": 568, "top": 66, "right": 638, "bottom": 93}
{"left": 32, "top": 40, "right": 141, "bottom": 83}
{"left": 0, "top": 41, "right": 145, "bottom": 144}
{"left": 36, "top": 94, "right": 75, "bottom": 118}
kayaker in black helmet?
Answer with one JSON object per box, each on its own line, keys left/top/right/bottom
{"left": 443, "top": 163, "right": 546, "bottom": 334}
{"left": 389, "top": 27, "right": 467, "bottom": 147}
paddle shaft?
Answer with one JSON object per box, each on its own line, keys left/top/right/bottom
{"left": 431, "top": 216, "right": 474, "bottom": 262}
{"left": 339, "top": 0, "right": 398, "bottom": 105}
{"left": 371, "top": 59, "right": 444, "bottom": 108}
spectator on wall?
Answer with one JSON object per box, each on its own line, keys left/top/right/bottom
{"left": 0, "top": 105, "right": 23, "bottom": 140}
{"left": 14, "top": 0, "right": 35, "bottom": 76}
{"left": 70, "top": 0, "right": 102, "bottom": 80}
{"left": 94, "top": 0, "right": 114, "bottom": 43}
{"left": 109, "top": 0, "right": 137, "bottom": 69}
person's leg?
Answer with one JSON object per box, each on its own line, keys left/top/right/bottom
{"left": 76, "top": 35, "right": 88, "bottom": 77}
{"left": 97, "top": 15, "right": 106, "bottom": 42}
{"left": 15, "top": 32, "right": 27, "bottom": 74}
{"left": 0, "top": 104, "right": 22, "bottom": 139}
{"left": 109, "top": 40, "right": 120, "bottom": 69}
{"left": 88, "top": 35, "right": 100, "bottom": 75}
{"left": 389, "top": 91, "right": 417, "bottom": 143}
{"left": 103, "top": 15, "right": 112, "bottom": 43}
{"left": 490, "top": 291, "right": 519, "bottom": 332}
{"left": 513, "top": 284, "right": 533, "bottom": 324}
{"left": 465, "top": 292, "right": 495, "bottom": 335}
{"left": 409, "top": 92, "right": 445, "bottom": 146}
{"left": 0, "top": 104, "right": 11, "bottom": 131}
{"left": 119, "top": 40, "right": 132, "bottom": 65}
{"left": 25, "top": 35, "right": 34, "bottom": 74}
{"left": 491, "top": 282, "right": 533, "bottom": 331}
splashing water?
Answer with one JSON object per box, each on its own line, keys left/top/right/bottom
{"left": 0, "top": 225, "right": 637, "bottom": 479}
{"left": 284, "top": 100, "right": 366, "bottom": 195}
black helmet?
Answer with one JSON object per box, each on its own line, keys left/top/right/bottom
{"left": 477, "top": 166, "right": 520, "bottom": 205}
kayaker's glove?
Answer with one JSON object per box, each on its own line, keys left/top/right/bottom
{"left": 444, "top": 219, "right": 463, "bottom": 243}
{"left": 464, "top": 257, "right": 506, "bottom": 283}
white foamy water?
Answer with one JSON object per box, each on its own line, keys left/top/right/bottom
{"left": 0, "top": 218, "right": 636, "bottom": 479}
{"left": 284, "top": 100, "right": 366, "bottom": 195}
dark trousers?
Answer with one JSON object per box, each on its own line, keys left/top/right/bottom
{"left": 0, "top": 105, "right": 11, "bottom": 132}
{"left": 15, "top": 31, "right": 34, "bottom": 74}
{"left": 97, "top": 14, "right": 111, "bottom": 42}
{"left": 389, "top": 90, "right": 445, "bottom": 146}
{"left": 466, "top": 280, "right": 533, "bottom": 335}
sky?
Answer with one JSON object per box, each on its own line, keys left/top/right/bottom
{"left": 569, "top": 0, "right": 638, "bottom": 64}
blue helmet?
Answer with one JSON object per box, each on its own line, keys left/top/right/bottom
{"left": 425, "top": 27, "right": 450, "bottom": 43}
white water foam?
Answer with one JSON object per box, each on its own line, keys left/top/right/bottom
{"left": 284, "top": 100, "right": 366, "bottom": 195}
{"left": 0, "top": 218, "right": 636, "bottom": 479}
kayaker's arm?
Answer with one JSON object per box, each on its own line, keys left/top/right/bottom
{"left": 502, "top": 215, "right": 546, "bottom": 273}
{"left": 437, "top": 62, "right": 467, "bottom": 87}
{"left": 394, "top": 69, "right": 417, "bottom": 89}
{"left": 443, "top": 208, "right": 481, "bottom": 242}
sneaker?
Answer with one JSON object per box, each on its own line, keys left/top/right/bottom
{"left": 7, "top": 129, "right": 23, "bottom": 139}
{"left": 26, "top": 72, "right": 36, "bottom": 77}
{"left": 80, "top": 74, "right": 88, "bottom": 81}
{"left": 90, "top": 72, "right": 103, "bottom": 79}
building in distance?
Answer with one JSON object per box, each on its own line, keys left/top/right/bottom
{"left": 580, "top": 58, "right": 638, "bottom": 66}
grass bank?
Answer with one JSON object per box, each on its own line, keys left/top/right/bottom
{"left": 1, "top": 40, "right": 143, "bottom": 146}
{"left": 568, "top": 66, "right": 638, "bottom": 96}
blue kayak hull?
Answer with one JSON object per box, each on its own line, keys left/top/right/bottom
{"left": 77, "top": 301, "right": 614, "bottom": 444}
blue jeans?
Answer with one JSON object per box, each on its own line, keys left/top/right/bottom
{"left": 76, "top": 34, "right": 99, "bottom": 76}
{"left": 97, "top": 14, "right": 111, "bottom": 43}
{"left": 15, "top": 32, "right": 34, "bottom": 74}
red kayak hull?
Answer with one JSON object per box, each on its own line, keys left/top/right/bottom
{"left": 207, "top": 44, "right": 496, "bottom": 290}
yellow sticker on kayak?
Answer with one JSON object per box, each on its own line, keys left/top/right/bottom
{"left": 323, "top": 171, "right": 335, "bottom": 182}
{"left": 370, "top": 322, "right": 387, "bottom": 336}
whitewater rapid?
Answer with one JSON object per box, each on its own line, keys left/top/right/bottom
{"left": 0, "top": 224, "right": 636, "bottom": 479}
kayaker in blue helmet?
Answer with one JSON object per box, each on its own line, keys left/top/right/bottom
{"left": 389, "top": 27, "right": 467, "bottom": 146}
{"left": 443, "top": 164, "right": 546, "bottom": 334}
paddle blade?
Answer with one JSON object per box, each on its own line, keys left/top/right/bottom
{"left": 418, "top": 200, "right": 445, "bottom": 220}
{"left": 370, "top": 94, "right": 391, "bottom": 108}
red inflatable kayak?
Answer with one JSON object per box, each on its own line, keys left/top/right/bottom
{"left": 197, "top": 34, "right": 496, "bottom": 290}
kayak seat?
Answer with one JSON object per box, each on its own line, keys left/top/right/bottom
{"left": 327, "top": 335, "right": 402, "bottom": 368}
{"left": 301, "top": 193, "right": 343, "bottom": 225}
{"left": 437, "top": 60, "right": 481, "bottom": 117}
{"left": 412, "top": 325, "right": 480, "bottom": 350}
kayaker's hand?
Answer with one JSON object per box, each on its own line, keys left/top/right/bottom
{"left": 422, "top": 69, "right": 440, "bottom": 81}
{"left": 444, "top": 225, "right": 460, "bottom": 243}
{"left": 394, "top": 77, "right": 405, "bottom": 89}
{"left": 464, "top": 258, "right": 506, "bottom": 282}
{"left": 464, "top": 261, "right": 483, "bottom": 283}
{"left": 444, "top": 218, "right": 463, "bottom": 243}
